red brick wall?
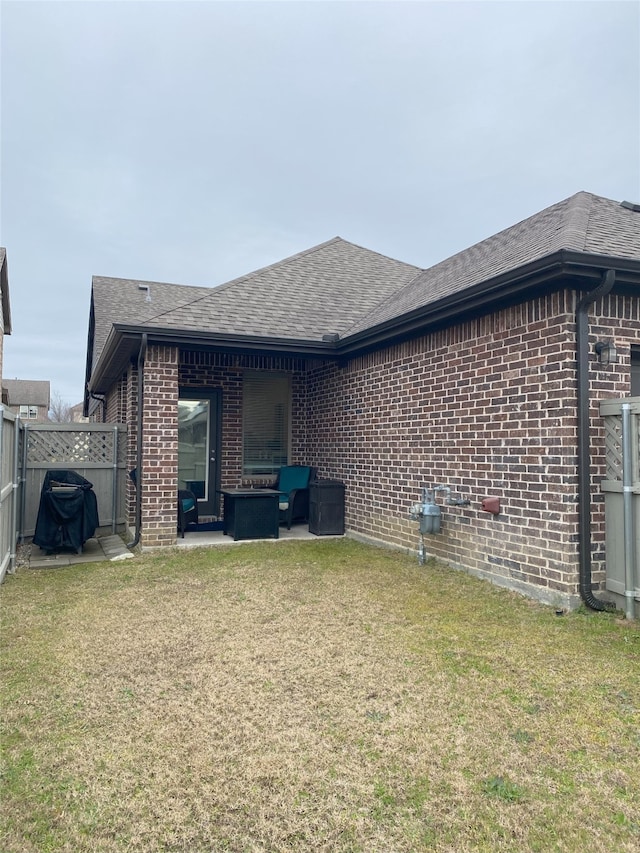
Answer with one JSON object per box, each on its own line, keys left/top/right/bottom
{"left": 306, "top": 290, "right": 639, "bottom": 604}
{"left": 109, "top": 289, "right": 638, "bottom": 601}
{"left": 140, "top": 345, "right": 179, "bottom": 547}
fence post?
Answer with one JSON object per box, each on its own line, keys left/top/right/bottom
{"left": 621, "top": 403, "right": 636, "bottom": 620}
{"left": 9, "top": 413, "right": 22, "bottom": 573}
{"left": 111, "top": 424, "right": 118, "bottom": 534}
{"left": 0, "top": 407, "right": 21, "bottom": 580}
{"left": 0, "top": 407, "right": 5, "bottom": 579}
{"left": 19, "top": 421, "right": 28, "bottom": 544}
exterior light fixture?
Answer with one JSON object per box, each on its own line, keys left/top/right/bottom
{"left": 595, "top": 341, "right": 618, "bottom": 365}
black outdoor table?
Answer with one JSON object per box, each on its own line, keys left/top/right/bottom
{"left": 221, "top": 489, "right": 280, "bottom": 541}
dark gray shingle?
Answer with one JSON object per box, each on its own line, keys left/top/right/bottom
{"left": 89, "top": 191, "right": 640, "bottom": 378}
{"left": 345, "top": 192, "right": 640, "bottom": 337}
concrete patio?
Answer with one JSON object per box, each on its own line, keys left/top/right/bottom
{"left": 22, "top": 524, "right": 343, "bottom": 568}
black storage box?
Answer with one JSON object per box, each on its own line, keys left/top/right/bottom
{"left": 309, "top": 479, "right": 345, "bottom": 535}
{"left": 33, "top": 470, "right": 99, "bottom": 554}
{"left": 222, "top": 489, "right": 280, "bottom": 541}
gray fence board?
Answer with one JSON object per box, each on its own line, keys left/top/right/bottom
{"left": 600, "top": 396, "right": 640, "bottom": 617}
{"left": 0, "top": 407, "right": 21, "bottom": 580}
{"left": 21, "top": 423, "right": 128, "bottom": 539}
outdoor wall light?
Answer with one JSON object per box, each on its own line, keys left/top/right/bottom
{"left": 594, "top": 341, "right": 618, "bottom": 365}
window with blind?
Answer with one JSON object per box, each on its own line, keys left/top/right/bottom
{"left": 242, "top": 372, "right": 291, "bottom": 476}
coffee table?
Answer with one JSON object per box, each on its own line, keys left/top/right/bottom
{"left": 221, "top": 489, "right": 281, "bottom": 541}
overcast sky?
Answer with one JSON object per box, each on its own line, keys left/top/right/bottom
{"left": 1, "top": 0, "right": 638, "bottom": 408}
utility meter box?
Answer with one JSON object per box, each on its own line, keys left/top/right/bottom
{"left": 419, "top": 502, "right": 441, "bottom": 535}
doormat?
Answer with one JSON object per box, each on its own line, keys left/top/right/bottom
{"left": 195, "top": 521, "right": 225, "bottom": 532}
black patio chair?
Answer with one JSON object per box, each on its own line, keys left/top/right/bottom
{"left": 178, "top": 489, "right": 199, "bottom": 537}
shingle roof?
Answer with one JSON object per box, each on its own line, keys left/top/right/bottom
{"left": 345, "top": 192, "right": 640, "bottom": 337}
{"left": 90, "top": 238, "right": 421, "bottom": 367}
{"left": 88, "top": 192, "right": 640, "bottom": 387}
{"left": 148, "top": 238, "right": 420, "bottom": 339}
{"left": 3, "top": 379, "right": 50, "bottom": 407}
{"left": 90, "top": 276, "right": 212, "bottom": 376}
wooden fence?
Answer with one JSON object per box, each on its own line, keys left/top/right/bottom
{"left": 0, "top": 416, "right": 128, "bottom": 579}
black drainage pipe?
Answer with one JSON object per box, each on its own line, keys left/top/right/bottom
{"left": 576, "top": 270, "right": 616, "bottom": 611}
{"left": 127, "top": 333, "right": 147, "bottom": 549}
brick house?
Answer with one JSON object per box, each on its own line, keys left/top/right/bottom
{"left": 84, "top": 191, "right": 640, "bottom": 610}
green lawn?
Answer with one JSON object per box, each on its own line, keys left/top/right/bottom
{"left": 1, "top": 538, "right": 639, "bottom": 852}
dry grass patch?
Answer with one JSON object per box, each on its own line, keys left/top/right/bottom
{"left": 1, "top": 539, "right": 639, "bottom": 852}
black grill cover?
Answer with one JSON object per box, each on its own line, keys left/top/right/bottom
{"left": 33, "top": 470, "right": 100, "bottom": 554}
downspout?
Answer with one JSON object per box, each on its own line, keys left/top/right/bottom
{"left": 127, "top": 333, "right": 147, "bottom": 549}
{"left": 9, "top": 411, "right": 21, "bottom": 573}
{"left": 90, "top": 392, "right": 107, "bottom": 422}
{"left": 576, "top": 269, "right": 616, "bottom": 611}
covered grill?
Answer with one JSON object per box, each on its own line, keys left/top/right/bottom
{"left": 33, "top": 470, "right": 99, "bottom": 554}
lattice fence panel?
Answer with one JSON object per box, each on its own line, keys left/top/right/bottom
{"left": 600, "top": 398, "right": 640, "bottom": 616}
{"left": 21, "top": 425, "right": 128, "bottom": 536}
{"left": 603, "top": 415, "right": 623, "bottom": 482}
{"left": 26, "top": 428, "right": 125, "bottom": 465}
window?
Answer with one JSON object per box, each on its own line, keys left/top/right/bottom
{"left": 19, "top": 405, "right": 38, "bottom": 419}
{"left": 243, "top": 372, "right": 291, "bottom": 476}
{"left": 632, "top": 346, "right": 640, "bottom": 396}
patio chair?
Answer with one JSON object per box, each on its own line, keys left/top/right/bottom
{"left": 271, "top": 465, "right": 315, "bottom": 529}
{"left": 178, "top": 489, "right": 199, "bottom": 537}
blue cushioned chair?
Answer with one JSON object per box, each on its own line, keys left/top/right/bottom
{"left": 178, "top": 489, "right": 199, "bottom": 537}
{"left": 273, "top": 465, "right": 315, "bottom": 529}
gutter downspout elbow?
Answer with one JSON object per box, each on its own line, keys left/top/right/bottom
{"left": 90, "top": 391, "right": 107, "bottom": 422}
{"left": 127, "top": 333, "right": 147, "bottom": 549}
{"left": 575, "top": 270, "right": 616, "bottom": 611}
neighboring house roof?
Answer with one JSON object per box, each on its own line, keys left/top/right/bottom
{"left": 0, "top": 247, "right": 11, "bottom": 335}
{"left": 86, "top": 191, "right": 640, "bottom": 398}
{"left": 3, "top": 379, "right": 50, "bottom": 407}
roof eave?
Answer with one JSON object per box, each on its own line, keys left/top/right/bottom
{"left": 336, "top": 250, "right": 640, "bottom": 355}
{"left": 87, "top": 324, "right": 341, "bottom": 395}
{"left": 87, "top": 249, "right": 640, "bottom": 396}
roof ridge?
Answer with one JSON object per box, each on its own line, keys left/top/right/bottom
{"left": 121, "top": 238, "right": 348, "bottom": 325}
{"left": 339, "top": 191, "right": 627, "bottom": 340}
{"left": 92, "top": 274, "right": 210, "bottom": 290}
{"left": 133, "top": 237, "right": 421, "bottom": 327}
{"left": 558, "top": 191, "right": 596, "bottom": 252}
{"left": 325, "top": 237, "right": 422, "bottom": 269}
{"left": 92, "top": 276, "right": 213, "bottom": 327}
{"left": 202, "top": 237, "right": 347, "bottom": 294}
